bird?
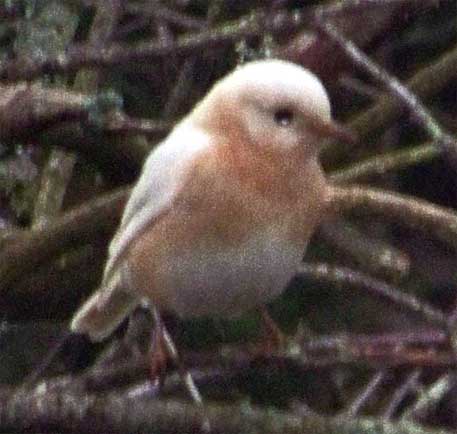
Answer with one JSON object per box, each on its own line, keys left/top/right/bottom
{"left": 71, "top": 59, "right": 353, "bottom": 345}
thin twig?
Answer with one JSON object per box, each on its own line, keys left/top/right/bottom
{"left": 302, "top": 330, "right": 448, "bottom": 353}
{"left": 329, "top": 142, "right": 439, "bottom": 184}
{"left": 104, "top": 111, "right": 172, "bottom": 136}
{"left": 402, "top": 373, "right": 454, "bottom": 422}
{"left": 319, "top": 220, "right": 410, "bottom": 279}
{"left": 344, "top": 371, "right": 387, "bottom": 417}
{"left": 0, "top": 11, "right": 271, "bottom": 81}
{"left": 0, "top": 1, "right": 439, "bottom": 82}
{"left": 314, "top": 0, "right": 439, "bottom": 17}
{"left": 162, "top": 58, "right": 198, "bottom": 119}
{"left": 316, "top": 20, "right": 457, "bottom": 166}
{"left": 322, "top": 44, "right": 457, "bottom": 165}
{"left": 384, "top": 370, "right": 422, "bottom": 419}
{"left": 32, "top": 148, "right": 77, "bottom": 229}
{"left": 147, "top": 5, "right": 207, "bottom": 30}
{"left": 297, "top": 262, "right": 447, "bottom": 327}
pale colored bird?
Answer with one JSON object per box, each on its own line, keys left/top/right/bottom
{"left": 71, "top": 59, "right": 352, "bottom": 342}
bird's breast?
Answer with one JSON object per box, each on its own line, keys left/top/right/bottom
{"left": 125, "top": 148, "right": 327, "bottom": 318}
{"left": 159, "top": 226, "right": 304, "bottom": 318}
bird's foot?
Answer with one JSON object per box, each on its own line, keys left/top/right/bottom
{"left": 149, "top": 317, "right": 169, "bottom": 390}
{"left": 252, "top": 306, "right": 285, "bottom": 356}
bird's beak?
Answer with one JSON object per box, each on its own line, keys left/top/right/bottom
{"left": 305, "top": 114, "right": 357, "bottom": 144}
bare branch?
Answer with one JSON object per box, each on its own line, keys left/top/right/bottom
{"left": 0, "top": 11, "right": 273, "bottom": 81}
{"left": 322, "top": 44, "right": 457, "bottom": 165}
{"left": 0, "top": 385, "right": 453, "bottom": 434}
{"left": 329, "top": 142, "right": 439, "bottom": 184}
{"left": 402, "top": 373, "right": 454, "bottom": 421}
{"left": 319, "top": 220, "right": 411, "bottom": 279}
{"left": 303, "top": 330, "right": 448, "bottom": 352}
{"left": 0, "top": 187, "right": 129, "bottom": 294}
{"left": 297, "top": 262, "right": 447, "bottom": 326}
{"left": 384, "top": 370, "right": 422, "bottom": 419}
{"left": 0, "top": 2, "right": 440, "bottom": 82}
{"left": 0, "top": 83, "right": 94, "bottom": 141}
{"left": 344, "top": 371, "right": 388, "bottom": 417}
{"left": 316, "top": 21, "right": 457, "bottom": 166}
{"left": 314, "top": 0, "right": 440, "bottom": 17}
{"left": 328, "top": 184, "right": 457, "bottom": 250}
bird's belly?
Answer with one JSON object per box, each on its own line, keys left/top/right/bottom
{"left": 158, "top": 230, "right": 303, "bottom": 318}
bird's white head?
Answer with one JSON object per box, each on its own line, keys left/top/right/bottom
{"left": 192, "top": 59, "right": 349, "bottom": 156}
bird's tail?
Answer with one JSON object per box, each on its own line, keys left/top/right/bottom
{"left": 70, "top": 270, "right": 139, "bottom": 342}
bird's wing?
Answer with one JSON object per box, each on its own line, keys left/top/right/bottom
{"left": 70, "top": 123, "right": 212, "bottom": 340}
{"left": 103, "top": 122, "right": 211, "bottom": 283}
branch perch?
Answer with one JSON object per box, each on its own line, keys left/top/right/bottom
{"left": 0, "top": 386, "right": 452, "bottom": 434}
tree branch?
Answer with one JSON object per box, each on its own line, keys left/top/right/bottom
{"left": 328, "top": 184, "right": 457, "bottom": 249}
{"left": 316, "top": 21, "right": 457, "bottom": 166}
{"left": 0, "top": 187, "right": 129, "bottom": 294}
{"left": 0, "top": 386, "right": 452, "bottom": 434}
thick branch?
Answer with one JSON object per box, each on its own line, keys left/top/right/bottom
{"left": 0, "top": 386, "right": 452, "bottom": 434}
{"left": 328, "top": 184, "right": 457, "bottom": 250}
{"left": 0, "top": 83, "right": 92, "bottom": 141}
{"left": 0, "top": 187, "right": 129, "bottom": 294}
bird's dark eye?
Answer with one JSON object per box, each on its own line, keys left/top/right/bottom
{"left": 273, "top": 108, "right": 294, "bottom": 126}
